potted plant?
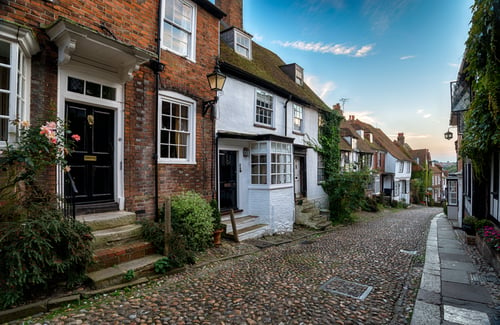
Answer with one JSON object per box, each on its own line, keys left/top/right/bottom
{"left": 462, "top": 216, "right": 477, "bottom": 236}
{"left": 210, "top": 199, "right": 226, "bottom": 247}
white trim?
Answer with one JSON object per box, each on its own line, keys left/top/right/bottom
{"left": 157, "top": 90, "right": 197, "bottom": 164}
{"left": 160, "top": 0, "right": 197, "bottom": 62}
{"left": 57, "top": 63, "right": 125, "bottom": 210}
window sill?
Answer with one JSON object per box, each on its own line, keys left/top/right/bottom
{"left": 292, "top": 130, "right": 305, "bottom": 136}
{"left": 254, "top": 123, "right": 276, "bottom": 131}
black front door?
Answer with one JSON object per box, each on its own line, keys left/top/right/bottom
{"left": 66, "top": 102, "right": 114, "bottom": 204}
{"left": 219, "top": 150, "right": 238, "bottom": 211}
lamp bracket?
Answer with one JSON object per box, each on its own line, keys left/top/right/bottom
{"left": 202, "top": 96, "right": 219, "bottom": 117}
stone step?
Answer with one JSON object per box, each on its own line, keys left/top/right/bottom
{"left": 88, "top": 241, "right": 156, "bottom": 273}
{"left": 92, "top": 224, "right": 143, "bottom": 249}
{"left": 87, "top": 254, "right": 164, "bottom": 289}
{"left": 77, "top": 211, "right": 137, "bottom": 231}
{"left": 228, "top": 223, "right": 268, "bottom": 241}
{"left": 222, "top": 215, "right": 259, "bottom": 234}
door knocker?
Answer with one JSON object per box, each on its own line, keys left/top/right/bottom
{"left": 87, "top": 114, "right": 94, "bottom": 126}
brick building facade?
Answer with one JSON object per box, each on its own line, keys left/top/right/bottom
{"left": 1, "top": 0, "right": 224, "bottom": 219}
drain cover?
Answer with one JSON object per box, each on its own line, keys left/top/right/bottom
{"left": 247, "top": 240, "right": 274, "bottom": 249}
{"left": 320, "top": 277, "right": 373, "bottom": 300}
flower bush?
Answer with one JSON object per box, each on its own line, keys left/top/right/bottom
{"left": 0, "top": 119, "right": 79, "bottom": 221}
{"left": 478, "top": 226, "right": 500, "bottom": 252}
{"left": 0, "top": 119, "right": 93, "bottom": 310}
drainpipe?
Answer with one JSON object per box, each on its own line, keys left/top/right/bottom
{"left": 284, "top": 95, "right": 292, "bottom": 136}
{"left": 152, "top": 2, "right": 163, "bottom": 221}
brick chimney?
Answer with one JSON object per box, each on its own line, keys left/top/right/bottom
{"left": 216, "top": 0, "right": 243, "bottom": 29}
{"left": 397, "top": 132, "right": 405, "bottom": 145}
{"left": 333, "top": 103, "right": 343, "bottom": 116}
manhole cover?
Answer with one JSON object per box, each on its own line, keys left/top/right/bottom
{"left": 319, "top": 277, "right": 373, "bottom": 300}
{"left": 301, "top": 240, "right": 315, "bottom": 245}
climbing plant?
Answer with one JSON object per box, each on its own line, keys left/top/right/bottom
{"left": 460, "top": 0, "right": 500, "bottom": 179}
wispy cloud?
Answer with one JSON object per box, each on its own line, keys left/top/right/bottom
{"left": 305, "top": 75, "right": 336, "bottom": 99}
{"left": 344, "top": 110, "right": 380, "bottom": 126}
{"left": 400, "top": 55, "right": 415, "bottom": 60}
{"left": 416, "top": 108, "right": 431, "bottom": 119}
{"left": 274, "top": 40, "right": 375, "bottom": 57}
{"left": 448, "top": 62, "right": 459, "bottom": 68}
{"left": 362, "top": 0, "right": 413, "bottom": 33}
{"left": 253, "top": 33, "right": 264, "bottom": 42}
{"left": 301, "top": 0, "right": 346, "bottom": 12}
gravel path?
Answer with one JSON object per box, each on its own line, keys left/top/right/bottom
{"left": 19, "top": 206, "right": 441, "bottom": 325}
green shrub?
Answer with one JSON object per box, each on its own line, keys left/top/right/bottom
{"left": 0, "top": 214, "right": 94, "bottom": 310}
{"left": 360, "top": 197, "right": 380, "bottom": 212}
{"left": 171, "top": 191, "right": 214, "bottom": 251}
{"left": 140, "top": 219, "right": 165, "bottom": 254}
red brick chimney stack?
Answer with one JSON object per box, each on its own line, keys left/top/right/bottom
{"left": 216, "top": 0, "right": 243, "bottom": 29}
{"left": 397, "top": 132, "right": 405, "bottom": 145}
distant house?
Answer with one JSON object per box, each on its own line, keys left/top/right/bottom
{"left": 214, "top": 0, "right": 331, "bottom": 238}
{"left": 343, "top": 118, "right": 412, "bottom": 203}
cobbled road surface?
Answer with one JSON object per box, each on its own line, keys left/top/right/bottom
{"left": 23, "top": 206, "right": 441, "bottom": 325}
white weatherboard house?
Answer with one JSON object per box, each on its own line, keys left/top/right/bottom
{"left": 213, "top": 24, "right": 331, "bottom": 239}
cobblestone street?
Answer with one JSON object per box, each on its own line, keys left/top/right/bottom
{"left": 21, "top": 207, "right": 441, "bottom": 324}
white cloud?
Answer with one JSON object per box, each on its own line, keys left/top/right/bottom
{"left": 304, "top": 75, "right": 336, "bottom": 100}
{"left": 416, "top": 109, "right": 431, "bottom": 118}
{"left": 253, "top": 33, "right": 264, "bottom": 42}
{"left": 448, "top": 62, "right": 459, "bottom": 68}
{"left": 400, "top": 55, "right": 415, "bottom": 60}
{"left": 344, "top": 110, "right": 380, "bottom": 126}
{"left": 362, "top": 0, "right": 413, "bottom": 33}
{"left": 274, "top": 40, "right": 374, "bottom": 57}
{"left": 423, "top": 114, "right": 431, "bottom": 119}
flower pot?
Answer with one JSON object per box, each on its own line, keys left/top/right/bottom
{"left": 462, "top": 223, "right": 475, "bottom": 236}
{"left": 213, "top": 228, "right": 224, "bottom": 247}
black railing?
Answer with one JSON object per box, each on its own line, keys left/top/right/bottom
{"left": 60, "top": 169, "right": 78, "bottom": 220}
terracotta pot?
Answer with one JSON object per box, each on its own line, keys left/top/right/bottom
{"left": 213, "top": 228, "right": 224, "bottom": 247}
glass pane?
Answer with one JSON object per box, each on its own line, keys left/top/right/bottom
{"left": 162, "top": 101, "right": 171, "bottom": 115}
{"left": 162, "top": 116, "right": 171, "bottom": 129}
{"left": 161, "top": 144, "right": 169, "bottom": 158}
{"left": 102, "top": 86, "right": 116, "bottom": 100}
{"left": 0, "top": 66, "right": 10, "bottom": 90}
{"left": 160, "top": 130, "right": 168, "bottom": 144}
{"left": 180, "top": 119, "right": 188, "bottom": 131}
{"left": 180, "top": 105, "right": 188, "bottom": 118}
{"left": 0, "top": 41, "right": 10, "bottom": 65}
{"left": 85, "top": 81, "right": 101, "bottom": 97}
{"left": 0, "top": 93, "right": 8, "bottom": 115}
{"left": 178, "top": 145, "right": 187, "bottom": 158}
{"left": 68, "top": 77, "right": 84, "bottom": 94}
{"left": 0, "top": 118, "right": 7, "bottom": 141}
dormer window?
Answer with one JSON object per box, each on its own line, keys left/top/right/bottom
{"left": 295, "top": 65, "right": 303, "bottom": 86}
{"left": 221, "top": 27, "right": 252, "bottom": 60}
{"left": 280, "top": 63, "right": 304, "bottom": 86}
{"left": 235, "top": 30, "right": 251, "bottom": 58}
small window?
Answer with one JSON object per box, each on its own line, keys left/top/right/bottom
{"left": 293, "top": 104, "right": 303, "bottom": 133}
{"left": 162, "top": 0, "right": 196, "bottom": 60}
{"left": 158, "top": 92, "right": 196, "bottom": 163}
{"left": 0, "top": 40, "right": 28, "bottom": 143}
{"left": 317, "top": 155, "right": 325, "bottom": 183}
{"left": 67, "top": 77, "right": 117, "bottom": 101}
{"left": 235, "top": 31, "right": 251, "bottom": 58}
{"left": 251, "top": 142, "right": 267, "bottom": 184}
{"left": 448, "top": 179, "right": 458, "bottom": 206}
{"left": 250, "top": 141, "right": 292, "bottom": 185}
{"left": 255, "top": 90, "right": 273, "bottom": 126}
{"left": 295, "top": 66, "right": 303, "bottom": 85}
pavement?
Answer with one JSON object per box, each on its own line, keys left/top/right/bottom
{"left": 411, "top": 213, "right": 500, "bottom": 325}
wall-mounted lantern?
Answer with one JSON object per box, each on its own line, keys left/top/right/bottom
{"left": 203, "top": 59, "right": 226, "bottom": 117}
{"left": 444, "top": 129, "right": 453, "bottom": 140}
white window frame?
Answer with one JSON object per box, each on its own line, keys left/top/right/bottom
{"left": 161, "top": 0, "right": 197, "bottom": 61}
{"left": 235, "top": 30, "right": 251, "bottom": 59}
{"left": 158, "top": 91, "right": 196, "bottom": 164}
{"left": 295, "top": 66, "right": 303, "bottom": 85}
{"left": 0, "top": 23, "right": 36, "bottom": 147}
{"left": 255, "top": 90, "right": 274, "bottom": 127}
{"left": 293, "top": 104, "right": 304, "bottom": 133}
{"left": 250, "top": 141, "right": 292, "bottom": 186}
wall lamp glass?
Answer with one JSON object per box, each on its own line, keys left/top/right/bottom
{"left": 444, "top": 129, "right": 453, "bottom": 140}
{"left": 203, "top": 60, "right": 226, "bottom": 117}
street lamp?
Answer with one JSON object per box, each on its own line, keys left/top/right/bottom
{"left": 203, "top": 59, "right": 226, "bottom": 117}
{"left": 444, "top": 129, "right": 453, "bottom": 140}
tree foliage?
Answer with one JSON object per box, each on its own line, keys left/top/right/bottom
{"left": 461, "top": 0, "right": 500, "bottom": 178}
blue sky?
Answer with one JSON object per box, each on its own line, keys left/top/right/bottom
{"left": 240, "top": 0, "right": 473, "bottom": 162}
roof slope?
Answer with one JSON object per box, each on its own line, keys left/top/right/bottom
{"left": 346, "top": 119, "right": 412, "bottom": 161}
{"left": 220, "top": 40, "right": 330, "bottom": 112}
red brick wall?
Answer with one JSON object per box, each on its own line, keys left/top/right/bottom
{"left": 2, "top": 1, "right": 221, "bottom": 219}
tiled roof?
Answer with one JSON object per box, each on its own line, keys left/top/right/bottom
{"left": 345, "top": 119, "right": 412, "bottom": 161}
{"left": 219, "top": 40, "right": 331, "bottom": 112}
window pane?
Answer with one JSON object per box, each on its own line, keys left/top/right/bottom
{"left": 0, "top": 40, "right": 10, "bottom": 65}
{"left": 102, "top": 86, "right": 116, "bottom": 100}
{"left": 68, "top": 77, "right": 84, "bottom": 94}
{"left": 85, "top": 81, "right": 101, "bottom": 97}
{"left": 0, "top": 118, "right": 7, "bottom": 141}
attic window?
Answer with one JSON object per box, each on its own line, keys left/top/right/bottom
{"left": 235, "top": 30, "right": 251, "bottom": 59}
{"left": 295, "top": 65, "right": 304, "bottom": 86}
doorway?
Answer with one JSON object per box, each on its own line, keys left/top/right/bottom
{"left": 219, "top": 150, "right": 238, "bottom": 211}
{"left": 66, "top": 102, "right": 114, "bottom": 204}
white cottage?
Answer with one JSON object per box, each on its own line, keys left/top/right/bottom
{"left": 212, "top": 2, "right": 331, "bottom": 239}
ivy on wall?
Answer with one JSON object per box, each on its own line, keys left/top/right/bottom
{"left": 461, "top": 0, "right": 500, "bottom": 178}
